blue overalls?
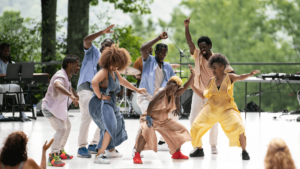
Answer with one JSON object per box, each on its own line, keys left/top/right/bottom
{"left": 89, "top": 72, "right": 128, "bottom": 150}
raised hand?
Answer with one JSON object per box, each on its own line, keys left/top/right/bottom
{"left": 43, "top": 139, "right": 54, "bottom": 152}
{"left": 159, "top": 31, "right": 168, "bottom": 39}
{"left": 250, "top": 70, "right": 260, "bottom": 76}
{"left": 188, "top": 64, "right": 195, "bottom": 78}
{"left": 184, "top": 17, "right": 190, "bottom": 27}
{"left": 103, "top": 24, "right": 115, "bottom": 34}
{"left": 136, "top": 88, "right": 147, "bottom": 95}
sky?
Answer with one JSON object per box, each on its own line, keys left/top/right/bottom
{"left": 0, "top": 0, "right": 183, "bottom": 35}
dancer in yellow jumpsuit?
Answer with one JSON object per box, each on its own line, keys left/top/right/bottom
{"left": 190, "top": 53, "right": 260, "bottom": 160}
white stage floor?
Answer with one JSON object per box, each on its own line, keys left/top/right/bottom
{"left": 1, "top": 111, "right": 300, "bottom": 169}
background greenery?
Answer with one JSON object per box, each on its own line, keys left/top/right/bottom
{"left": 1, "top": 0, "right": 300, "bottom": 112}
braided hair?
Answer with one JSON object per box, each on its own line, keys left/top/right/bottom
{"left": 154, "top": 43, "right": 168, "bottom": 54}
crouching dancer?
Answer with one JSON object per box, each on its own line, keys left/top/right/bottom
{"left": 42, "top": 55, "right": 80, "bottom": 166}
{"left": 133, "top": 65, "right": 195, "bottom": 164}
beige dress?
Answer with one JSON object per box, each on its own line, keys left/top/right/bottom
{"left": 135, "top": 89, "right": 192, "bottom": 155}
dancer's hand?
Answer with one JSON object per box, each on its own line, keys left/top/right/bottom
{"left": 184, "top": 17, "right": 190, "bottom": 27}
{"left": 250, "top": 70, "right": 260, "bottom": 76}
{"left": 103, "top": 24, "right": 115, "bottom": 34}
{"left": 172, "top": 109, "right": 180, "bottom": 116}
{"left": 101, "top": 94, "right": 111, "bottom": 101}
{"left": 70, "top": 94, "right": 78, "bottom": 104}
{"left": 136, "top": 88, "right": 147, "bottom": 95}
{"left": 159, "top": 31, "right": 168, "bottom": 39}
{"left": 188, "top": 64, "right": 195, "bottom": 78}
{"left": 43, "top": 139, "right": 54, "bottom": 152}
{"left": 146, "top": 116, "right": 153, "bottom": 127}
{"left": 73, "top": 100, "right": 79, "bottom": 107}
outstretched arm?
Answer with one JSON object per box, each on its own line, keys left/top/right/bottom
{"left": 115, "top": 71, "right": 146, "bottom": 94}
{"left": 229, "top": 70, "right": 260, "bottom": 83}
{"left": 140, "top": 32, "right": 168, "bottom": 61}
{"left": 175, "top": 65, "right": 195, "bottom": 96}
{"left": 83, "top": 24, "right": 115, "bottom": 49}
{"left": 191, "top": 85, "right": 205, "bottom": 99}
{"left": 184, "top": 17, "right": 196, "bottom": 55}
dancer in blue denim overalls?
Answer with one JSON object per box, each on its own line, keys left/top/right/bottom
{"left": 89, "top": 45, "right": 146, "bottom": 164}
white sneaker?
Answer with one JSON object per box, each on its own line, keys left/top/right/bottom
{"left": 211, "top": 146, "right": 218, "bottom": 154}
{"left": 132, "top": 148, "right": 144, "bottom": 158}
{"left": 190, "top": 147, "right": 198, "bottom": 154}
{"left": 157, "top": 143, "right": 169, "bottom": 151}
{"left": 94, "top": 154, "right": 110, "bottom": 164}
{"left": 105, "top": 149, "right": 123, "bottom": 158}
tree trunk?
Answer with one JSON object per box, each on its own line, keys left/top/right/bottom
{"left": 67, "top": 0, "right": 90, "bottom": 90}
{"left": 41, "top": 0, "right": 57, "bottom": 76}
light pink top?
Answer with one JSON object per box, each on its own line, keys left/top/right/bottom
{"left": 42, "top": 68, "right": 72, "bottom": 121}
{"left": 192, "top": 49, "right": 234, "bottom": 91}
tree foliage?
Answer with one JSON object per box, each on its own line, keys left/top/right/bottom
{"left": 144, "top": 0, "right": 300, "bottom": 112}
{"left": 90, "top": 0, "right": 153, "bottom": 14}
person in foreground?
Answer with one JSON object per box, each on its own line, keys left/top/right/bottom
{"left": 0, "top": 131, "right": 54, "bottom": 169}
{"left": 264, "top": 138, "right": 296, "bottom": 169}
{"left": 77, "top": 24, "right": 115, "bottom": 158}
{"left": 42, "top": 54, "right": 80, "bottom": 166}
{"left": 190, "top": 53, "right": 260, "bottom": 160}
{"left": 133, "top": 66, "right": 195, "bottom": 164}
{"left": 89, "top": 45, "right": 146, "bottom": 164}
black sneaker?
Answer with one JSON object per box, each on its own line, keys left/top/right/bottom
{"left": 189, "top": 148, "right": 204, "bottom": 157}
{"left": 242, "top": 150, "right": 250, "bottom": 160}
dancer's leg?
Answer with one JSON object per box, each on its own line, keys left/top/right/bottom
{"left": 78, "top": 90, "right": 95, "bottom": 148}
{"left": 239, "top": 133, "right": 246, "bottom": 151}
{"left": 96, "top": 131, "right": 111, "bottom": 155}
{"left": 136, "top": 134, "right": 146, "bottom": 153}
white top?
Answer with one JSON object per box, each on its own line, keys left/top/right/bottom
{"left": 155, "top": 65, "right": 165, "bottom": 90}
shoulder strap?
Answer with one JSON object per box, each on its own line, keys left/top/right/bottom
{"left": 18, "top": 161, "right": 24, "bottom": 169}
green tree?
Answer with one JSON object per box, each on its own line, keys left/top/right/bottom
{"left": 161, "top": 0, "right": 300, "bottom": 112}
{"left": 67, "top": 0, "right": 153, "bottom": 89}
{"left": 265, "top": 0, "right": 300, "bottom": 56}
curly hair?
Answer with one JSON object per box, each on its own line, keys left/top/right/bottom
{"left": 197, "top": 36, "right": 212, "bottom": 47}
{"left": 0, "top": 131, "right": 28, "bottom": 166}
{"left": 264, "top": 138, "right": 296, "bottom": 169}
{"left": 168, "top": 76, "right": 182, "bottom": 87}
{"left": 207, "top": 53, "right": 229, "bottom": 70}
{"left": 62, "top": 54, "right": 80, "bottom": 69}
{"left": 98, "top": 45, "right": 131, "bottom": 72}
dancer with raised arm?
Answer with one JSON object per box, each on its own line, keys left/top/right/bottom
{"left": 184, "top": 17, "right": 235, "bottom": 156}
{"left": 190, "top": 54, "right": 260, "bottom": 160}
{"left": 89, "top": 45, "right": 146, "bottom": 164}
{"left": 77, "top": 24, "right": 115, "bottom": 158}
{"left": 133, "top": 65, "right": 195, "bottom": 164}
{"left": 132, "top": 31, "right": 181, "bottom": 157}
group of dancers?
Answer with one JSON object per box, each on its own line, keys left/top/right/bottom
{"left": 41, "top": 17, "right": 260, "bottom": 166}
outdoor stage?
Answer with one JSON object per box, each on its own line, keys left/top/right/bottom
{"left": 0, "top": 111, "right": 299, "bottom": 169}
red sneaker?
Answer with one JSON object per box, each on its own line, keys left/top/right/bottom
{"left": 133, "top": 152, "right": 143, "bottom": 164}
{"left": 60, "top": 149, "right": 73, "bottom": 160}
{"left": 172, "top": 151, "right": 189, "bottom": 159}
